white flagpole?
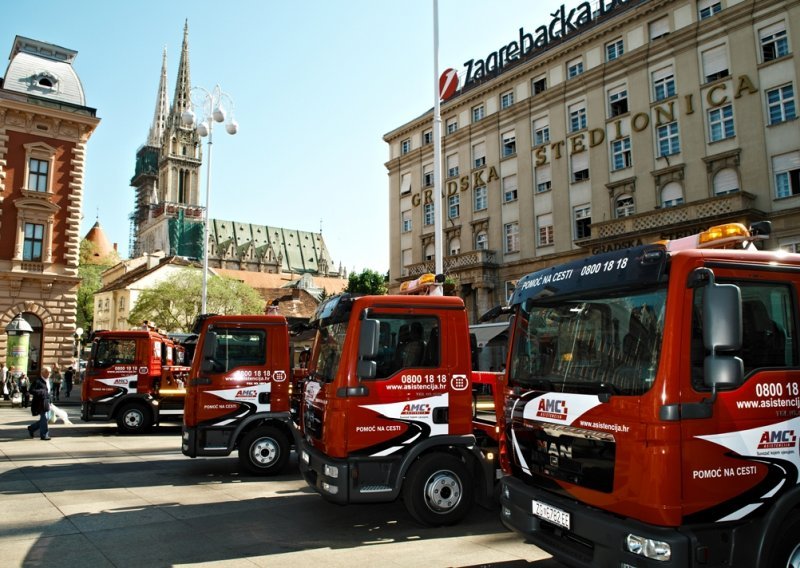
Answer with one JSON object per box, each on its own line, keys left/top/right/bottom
{"left": 432, "top": 0, "right": 444, "bottom": 276}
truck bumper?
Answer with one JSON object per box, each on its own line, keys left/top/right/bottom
{"left": 500, "top": 476, "right": 694, "bottom": 568}
{"left": 297, "top": 438, "right": 351, "bottom": 504}
{"left": 80, "top": 400, "right": 110, "bottom": 422}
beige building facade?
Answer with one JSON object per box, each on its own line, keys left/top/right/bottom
{"left": 385, "top": 0, "right": 800, "bottom": 323}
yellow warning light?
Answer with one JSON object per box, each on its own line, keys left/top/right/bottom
{"left": 399, "top": 273, "right": 439, "bottom": 295}
{"left": 697, "top": 223, "right": 750, "bottom": 248}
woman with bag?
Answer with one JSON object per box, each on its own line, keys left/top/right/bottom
{"left": 27, "top": 366, "right": 52, "bottom": 441}
{"left": 51, "top": 365, "right": 63, "bottom": 401}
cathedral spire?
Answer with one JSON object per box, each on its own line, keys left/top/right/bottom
{"left": 170, "top": 19, "right": 192, "bottom": 123}
{"left": 147, "top": 47, "right": 169, "bottom": 147}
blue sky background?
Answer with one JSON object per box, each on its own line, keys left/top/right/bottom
{"left": 2, "top": 0, "right": 562, "bottom": 275}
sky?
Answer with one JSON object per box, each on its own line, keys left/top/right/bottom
{"left": 2, "top": 0, "right": 565, "bottom": 276}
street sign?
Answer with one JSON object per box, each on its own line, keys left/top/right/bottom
{"left": 439, "top": 68, "right": 459, "bottom": 101}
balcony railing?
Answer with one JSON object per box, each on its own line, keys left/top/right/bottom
{"left": 405, "top": 249, "right": 497, "bottom": 277}
{"left": 587, "top": 191, "right": 758, "bottom": 245}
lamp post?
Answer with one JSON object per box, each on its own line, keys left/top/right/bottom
{"left": 181, "top": 85, "right": 238, "bottom": 314}
{"left": 74, "top": 327, "right": 83, "bottom": 382}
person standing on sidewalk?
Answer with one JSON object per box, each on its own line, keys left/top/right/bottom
{"left": 51, "top": 364, "right": 62, "bottom": 401}
{"left": 19, "top": 373, "right": 30, "bottom": 408}
{"left": 64, "top": 365, "right": 74, "bottom": 398}
{"left": 27, "top": 366, "right": 52, "bottom": 441}
{"left": 0, "top": 361, "right": 7, "bottom": 401}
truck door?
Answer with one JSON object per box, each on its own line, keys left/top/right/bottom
{"left": 679, "top": 269, "right": 800, "bottom": 526}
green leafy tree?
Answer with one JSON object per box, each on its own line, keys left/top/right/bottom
{"left": 77, "top": 239, "right": 118, "bottom": 332}
{"left": 127, "top": 268, "right": 265, "bottom": 332}
{"left": 345, "top": 268, "right": 388, "bottom": 295}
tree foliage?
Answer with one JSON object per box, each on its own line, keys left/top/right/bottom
{"left": 345, "top": 269, "right": 388, "bottom": 295}
{"left": 77, "top": 239, "right": 118, "bottom": 332}
{"left": 128, "top": 269, "right": 265, "bottom": 332}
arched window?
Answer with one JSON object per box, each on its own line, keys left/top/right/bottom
{"left": 475, "top": 231, "right": 488, "bottom": 250}
{"left": 713, "top": 168, "right": 739, "bottom": 195}
{"left": 615, "top": 194, "right": 635, "bottom": 218}
{"left": 661, "top": 182, "right": 684, "bottom": 208}
{"left": 424, "top": 243, "right": 435, "bottom": 261}
{"left": 449, "top": 237, "right": 461, "bottom": 256}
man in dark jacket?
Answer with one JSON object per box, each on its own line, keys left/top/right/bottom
{"left": 27, "top": 366, "right": 52, "bottom": 440}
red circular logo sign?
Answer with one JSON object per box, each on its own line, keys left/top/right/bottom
{"left": 439, "top": 68, "right": 459, "bottom": 101}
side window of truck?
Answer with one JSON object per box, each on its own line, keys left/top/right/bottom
{"left": 692, "top": 282, "right": 796, "bottom": 389}
{"left": 373, "top": 315, "right": 440, "bottom": 379}
{"left": 94, "top": 339, "right": 137, "bottom": 368}
{"left": 210, "top": 328, "right": 266, "bottom": 372}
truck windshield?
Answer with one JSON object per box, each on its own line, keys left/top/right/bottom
{"left": 313, "top": 322, "right": 348, "bottom": 383}
{"left": 508, "top": 288, "right": 666, "bottom": 396}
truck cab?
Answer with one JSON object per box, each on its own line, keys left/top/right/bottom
{"left": 297, "top": 277, "right": 501, "bottom": 526}
{"left": 181, "top": 314, "right": 298, "bottom": 475}
{"left": 499, "top": 223, "right": 800, "bottom": 567}
{"left": 81, "top": 329, "right": 189, "bottom": 433}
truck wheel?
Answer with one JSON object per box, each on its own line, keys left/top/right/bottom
{"left": 404, "top": 453, "right": 474, "bottom": 526}
{"left": 116, "top": 403, "right": 152, "bottom": 434}
{"left": 770, "top": 514, "right": 800, "bottom": 568}
{"left": 239, "top": 426, "right": 289, "bottom": 476}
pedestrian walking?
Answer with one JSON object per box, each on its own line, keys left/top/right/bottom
{"left": 51, "top": 365, "right": 62, "bottom": 401}
{"left": 0, "top": 361, "right": 7, "bottom": 401}
{"left": 64, "top": 365, "right": 74, "bottom": 398}
{"left": 27, "top": 366, "right": 52, "bottom": 440}
{"left": 18, "top": 373, "right": 30, "bottom": 408}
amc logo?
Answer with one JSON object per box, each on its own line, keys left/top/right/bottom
{"left": 235, "top": 389, "right": 257, "bottom": 399}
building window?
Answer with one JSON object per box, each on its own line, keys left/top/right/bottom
{"left": 661, "top": 182, "right": 684, "bottom": 207}
{"left": 424, "top": 243, "right": 435, "bottom": 261}
{"left": 446, "top": 153, "right": 459, "bottom": 178}
{"left": 611, "top": 137, "right": 632, "bottom": 170}
{"left": 708, "top": 104, "right": 735, "bottom": 141}
{"left": 501, "top": 91, "right": 514, "bottom": 109}
{"left": 573, "top": 206, "right": 591, "bottom": 240}
{"left": 649, "top": 16, "right": 670, "bottom": 40}
{"left": 476, "top": 231, "right": 488, "bottom": 250}
{"left": 401, "top": 139, "right": 411, "bottom": 155}
{"left": 28, "top": 158, "right": 50, "bottom": 192}
{"left": 472, "top": 104, "right": 485, "bottom": 123}
{"left": 400, "top": 173, "right": 412, "bottom": 195}
{"left": 448, "top": 194, "right": 460, "bottom": 219}
{"left": 446, "top": 118, "right": 458, "bottom": 134}
{"left": 423, "top": 165, "right": 434, "bottom": 187}
{"left": 713, "top": 168, "right": 739, "bottom": 195}
{"left": 473, "top": 142, "right": 486, "bottom": 168}
{"left": 402, "top": 210, "right": 412, "bottom": 233}
{"left": 767, "top": 84, "right": 796, "bottom": 125}
{"left": 449, "top": 237, "right": 461, "bottom": 256}
{"left": 615, "top": 194, "right": 635, "bottom": 218}
{"left": 119, "top": 298, "right": 125, "bottom": 312}
{"left": 536, "top": 165, "right": 552, "bottom": 193}
{"left": 532, "top": 76, "right": 547, "bottom": 94}
{"left": 780, "top": 238, "right": 800, "bottom": 253}
{"left": 698, "top": 0, "right": 721, "bottom": 21}
{"left": 424, "top": 203, "right": 434, "bottom": 226}
{"left": 537, "top": 213, "right": 554, "bottom": 246}
{"left": 502, "top": 175, "right": 518, "bottom": 203}
{"left": 571, "top": 152, "right": 589, "bottom": 182}
{"left": 504, "top": 222, "right": 519, "bottom": 253}
{"left": 761, "top": 22, "right": 789, "bottom": 62}
{"left": 23, "top": 223, "right": 44, "bottom": 261}
{"left": 569, "top": 104, "right": 587, "bottom": 133}
{"left": 653, "top": 68, "right": 676, "bottom": 102}
{"left": 702, "top": 44, "right": 729, "bottom": 83}
{"left": 567, "top": 58, "right": 584, "bottom": 79}
{"left": 502, "top": 131, "right": 516, "bottom": 157}
{"left": 774, "top": 151, "right": 800, "bottom": 198}
{"left": 474, "top": 185, "right": 487, "bottom": 211}
{"left": 657, "top": 121, "right": 680, "bottom": 157}
{"left": 608, "top": 87, "right": 628, "bottom": 117}
{"left": 606, "top": 39, "right": 624, "bottom": 61}
{"left": 533, "top": 118, "right": 550, "bottom": 146}
{"left": 423, "top": 130, "right": 433, "bottom": 145}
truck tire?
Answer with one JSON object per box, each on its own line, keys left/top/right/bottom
{"left": 116, "top": 403, "right": 152, "bottom": 434}
{"left": 770, "top": 513, "right": 800, "bottom": 568}
{"left": 404, "top": 453, "right": 474, "bottom": 526}
{"left": 239, "top": 426, "right": 289, "bottom": 476}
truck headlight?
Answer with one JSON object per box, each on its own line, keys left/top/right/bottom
{"left": 321, "top": 481, "right": 339, "bottom": 495}
{"left": 626, "top": 534, "right": 671, "bottom": 561}
{"left": 323, "top": 464, "right": 339, "bottom": 479}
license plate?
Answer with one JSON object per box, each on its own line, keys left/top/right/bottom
{"left": 532, "top": 499, "right": 571, "bottom": 530}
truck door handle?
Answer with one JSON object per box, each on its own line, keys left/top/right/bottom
{"left": 336, "top": 386, "right": 369, "bottom": 397}
{"left": 190, "top": 377, "right": 212, "bottom": 386}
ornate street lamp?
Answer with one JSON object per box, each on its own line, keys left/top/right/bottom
{"left": 181, "top": 85, "right": 238, "bottom": 314}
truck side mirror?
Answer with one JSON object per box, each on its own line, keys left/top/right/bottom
{"left": 357, "top": 319, "right": 380, "bottom": 379}
{"left": 200, "top": 331, "right": 218, "bottom": 373}
{"left": 703, "top": 272, "right": 743, "bottom": 391}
